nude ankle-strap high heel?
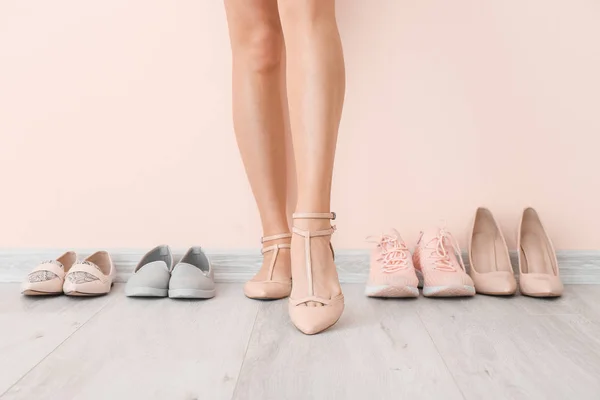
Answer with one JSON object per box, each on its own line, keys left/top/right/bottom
{"left": 289, "top": 212, "right": 344, "bottom": 335}
{"left": 244, "top": 233, "right": 292, "bottom": 300}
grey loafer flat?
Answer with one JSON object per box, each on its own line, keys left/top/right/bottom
{"left": 169, "top": 247, "right": 215, "bottom": 299}
{"left": 125, "top": 245, "right": 173, "bottom": 297}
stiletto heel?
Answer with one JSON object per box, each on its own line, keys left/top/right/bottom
{"left": 244, "top": 233, "right": 292, "bottom": 300}
{"left": 289, "top": 212, "right": 344, "bottom": 335}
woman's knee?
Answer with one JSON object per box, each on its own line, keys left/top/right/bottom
{"left": 226, "top": 0, "right": 284, "bottom": 73}
{"left": 242, "top": 27, "right": 283, "bottom": 72}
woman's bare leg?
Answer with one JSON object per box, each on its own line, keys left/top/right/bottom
{"left": 278, "top": 0, "right": 346, "bottom": 307}
{"left": 224, "top": 0, "right": 291, "bottom": 283}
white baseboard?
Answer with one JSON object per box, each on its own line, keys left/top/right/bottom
{"left": 1, "top": 248, "right": 599, "bottom": 284}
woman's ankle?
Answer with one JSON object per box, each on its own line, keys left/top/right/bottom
{"left": 261, "top": 220, "right": 290, "bottom": 238}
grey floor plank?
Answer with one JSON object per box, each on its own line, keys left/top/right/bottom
{"left": 2, "top": 284, "right": 259, "bottom": 400}
{"left": 233, "top": 284, "right": 464, "bottom": 400}
{"left": 0, "top": 284, "right": 115, "bottom": 396}
{"left": 512, "top": 285, "right": 600, "bottom": 322}
{"left": 570, "top": 285, "right": 600, "bottom": 323}
{"left": 415, "top": 292, "right": 600, "bottom": 400}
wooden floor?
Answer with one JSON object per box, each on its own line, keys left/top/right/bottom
{"left": 1, "top": 284, "right": 599, "bottom": 400}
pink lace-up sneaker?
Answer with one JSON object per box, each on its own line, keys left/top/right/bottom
{"left": 413, "top": 227, "right": 475, "bottom": 297}
{"left": 365, "top": 229, "right": 419, "bottom": 298}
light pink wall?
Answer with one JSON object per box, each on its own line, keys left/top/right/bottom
{"left": 1, "top": 1, "right": 599, "bottom": 250}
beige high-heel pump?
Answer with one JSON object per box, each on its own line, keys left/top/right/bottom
{"left": 244, "top": 233, "right": 292, "bottom": 300}
{"left": 469, "top": 207, "right": 517, "bottom": 295}
{"left": 289, "top": 212, "right": 344, "bottom": 335}
{"left": 518, "top": 207, "right": 564, "bottom": 297}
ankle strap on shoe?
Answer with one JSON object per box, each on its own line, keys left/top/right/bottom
{"left": 292, "top": 211, "right": 336, "bottom": 239}
{"left": 260, "top": 235, "right": 292, "bottom": 281}
{"left": 292, "top": 226, "right": 336, "bottom": 238}
{"left": 292, "top": 212, "right": 336, "bottom": 220}
{"left": 261, "top": 243, "right": 291, "bottom": 254}
{"left": 261, "top": 233, "right": 292, "bottom": 243}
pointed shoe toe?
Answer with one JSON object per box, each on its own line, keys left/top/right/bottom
{"left": 244, "top": 280, "right": 291, "bottom": 300}
{"left": 22, "top": 279, "right": 64, "bottom": 296}
{"left": 473, "top": 271, "right": 517, "bottom": 296}
{"left": 519, "top": 273, "right": 563, "bottom": 297}
{"left": 288, "top": 295, "right": 344, "bottom": 335}
{"left": 63, "top": 280, "right": 108, "bottom": 296}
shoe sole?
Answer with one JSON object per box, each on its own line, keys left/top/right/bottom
{"left": 21, "top": 289, "right": 62, "bottom": 296}
{"left": 521, "top": 291, "right": 562, "bottom": 298}
{"left": 63, "top": 282, "right": 113, "bottom": 297}
{"left": 423, "top": 285, "right": 476, "bottom": 297}
{"left": 476, "top": 290, "right": 516, "bottom": 296}
{"left": 365, "top": 285, "right": 419, "bottom": 298}
{"left": 244, "top": 294, "right": 289, "bottom": 300}
{"left": 64, "top": 291, "right": 108, "bottom": 297}
{"left": 169, "top": 288, "right": 215, "bottom": 299}
{"left": 415, "top": 270, "right": 476, "bottom": 298}
{"left": 126, "top": 287, "right": 168, "bottom": 298}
